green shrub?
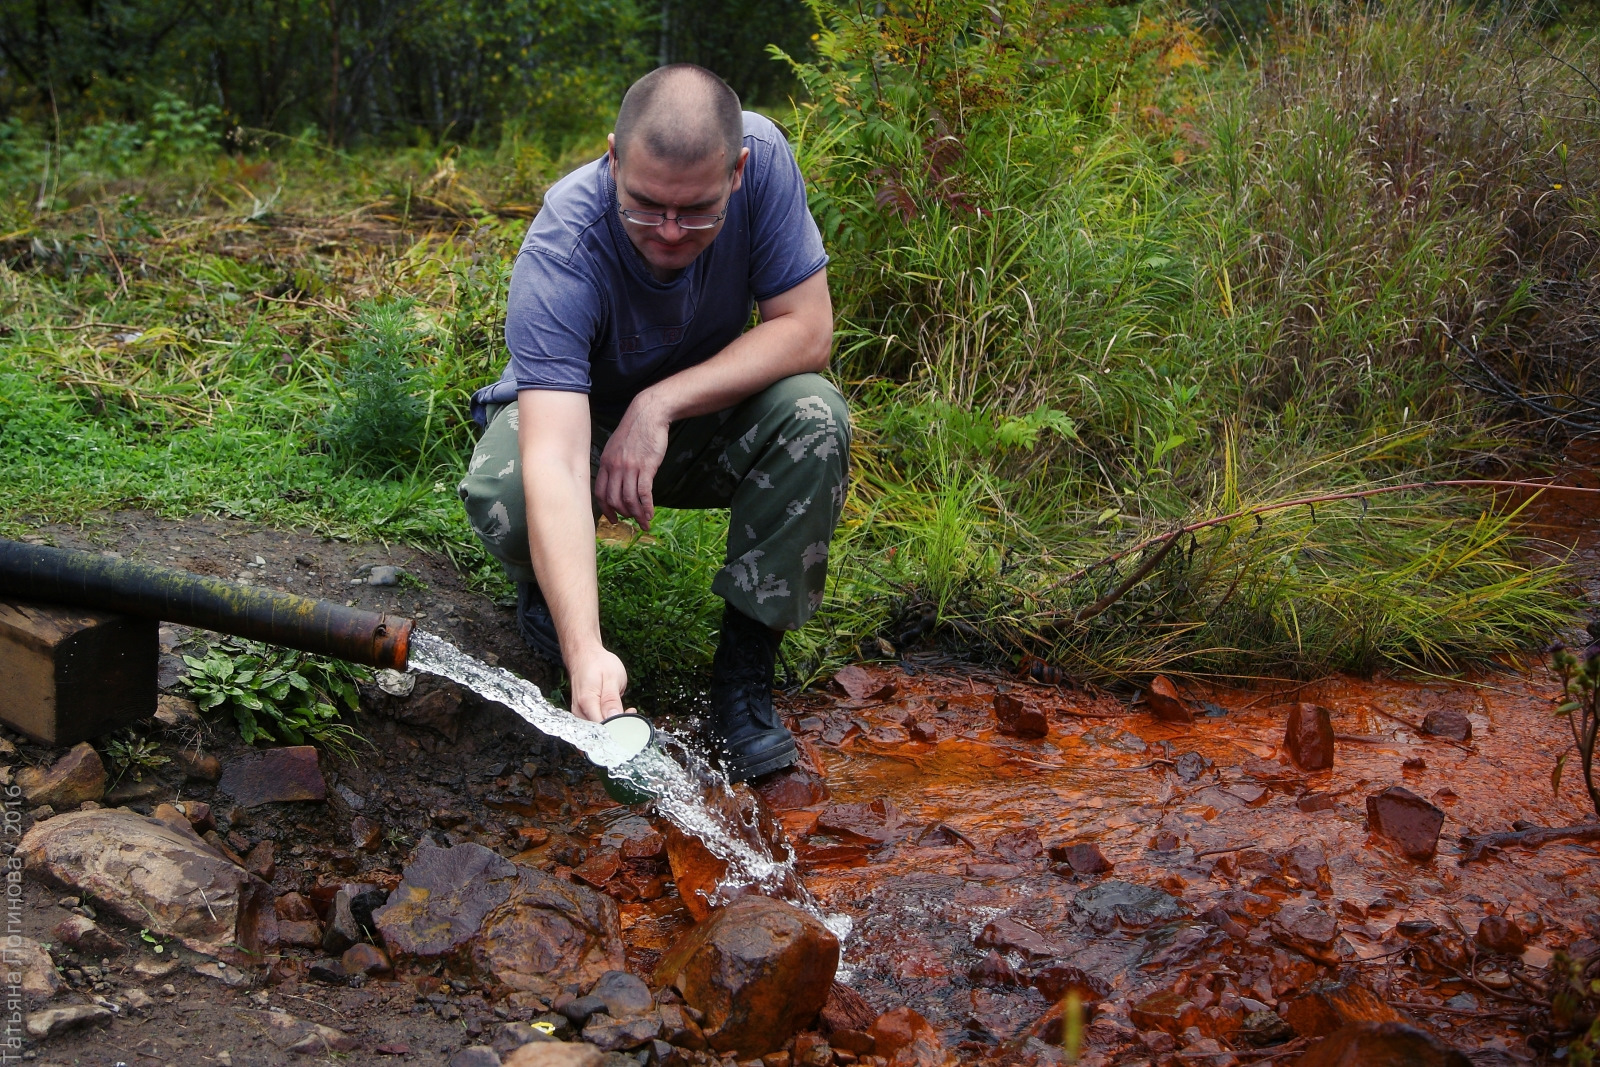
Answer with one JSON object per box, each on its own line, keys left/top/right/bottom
{"left": 181, "top": 637, "right": 369, "bottom": 758}
{"left": 320, "top": 300, "right": 430, "bottom": 478}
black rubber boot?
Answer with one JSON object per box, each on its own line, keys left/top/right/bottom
{"left": 515, "top": 581, "right": 564, "bottom": 666}
{"left": 707, "top": 603, "right": 797, "bottom": 782}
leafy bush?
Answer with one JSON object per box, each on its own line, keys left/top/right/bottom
{"left": 320, "top": 300, "right": 430, "bottom": 478}
{"left": 181, "top": 637, "right": 369, "bottom": 758}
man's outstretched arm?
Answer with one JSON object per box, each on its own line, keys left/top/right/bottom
{"left": 594, "top": 268, "right": 833, "bottom": 530}
{"left": 517, "top": 388, "right": 628, "bottom": 723}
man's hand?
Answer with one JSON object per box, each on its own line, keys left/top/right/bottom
{"left": 595, "top": 392, "right": 670, "bottom": 530}
{"left": 567, "top": 647, "right": 629, "bottom": 723}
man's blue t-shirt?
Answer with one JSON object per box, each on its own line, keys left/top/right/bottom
{"left": 471, "top": 111, "right": 828, "bottom": 424}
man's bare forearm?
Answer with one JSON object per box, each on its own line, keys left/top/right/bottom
{"left": 518, "top": 391, "right": 604, "bottom": 660}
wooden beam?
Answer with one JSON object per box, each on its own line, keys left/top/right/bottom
{"left": 0, "top": 600, "right": 157, "bottom": 745}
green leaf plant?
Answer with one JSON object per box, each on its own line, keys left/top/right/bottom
{"left": 181, "top": 637, "right": 370, "bottom": 760}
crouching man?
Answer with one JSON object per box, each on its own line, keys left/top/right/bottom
{"left": 460, "top": 64, "right": 849, "bottom": 782}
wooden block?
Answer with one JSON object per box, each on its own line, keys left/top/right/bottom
{"left": 0, "top": 600, "right": 157, "bottom": 745}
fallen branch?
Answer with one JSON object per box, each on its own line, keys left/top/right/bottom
{"left": 1457, "top": 823, "right": 1600, "bottom": 865}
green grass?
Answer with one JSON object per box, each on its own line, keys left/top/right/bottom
{"left": 0, "top": 0, "right": 1593, "bottom": 710}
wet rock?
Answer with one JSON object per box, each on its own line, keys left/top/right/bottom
{"left": 377, "top": 843, "right": 623, "bottom": 1000}
{"left": 342, "top": 942, "right": 392, "bottom": 976}
{"left": 17, "top": 743, "right": 106, "bottom": 808}
{"left": 1284, "top": 703, "right": 1335, "bottom": 771}
{"left": 450, "top": 1048, "right": 503, "bottom": 1067}
{"left": 350, "top": 815, "right": 382, "bottom": 851}
{"left": 323, "top": 888, "right": 362, "bottom": 954}
{"left": 755, "top": 768, "right": 831, "bottom": 811}
{"left": 1048, "top": 841, "right": 1113, "bottom": 875}
{"left": 154, "top": 693, "right": 201, "bottom": 728}
{"left": 654, "top": 896, "right": 839, "bottom": 1057}
{"left": 994, "top": 692, "right": 1049, "bottom": 738}
{"left": 870, "top": 1006, "right": 948, "bottom": 1066}
{"left": 591, "top": 970, "right": 654, "bottom": 1017}
{"left": 219, "top": 746, "right": 327, "bottom": 807}
{"left": 1174, "top": 751, "right": 1213, "bottom": 782}
{"left": 792, "top": 1031, "right": 831, "bottom": 1066}
{"left": 379, "top": 677, "right": 467, "bottom": 741}
{"left": 558, "top": 995, "right": 608, "bottom": 1025}
{"left": 832, "top": 665, "right": 894, "bottom": 701}
{"left": 657, "top": 1004, "right": 708, "bottom": 1050}
{"left": 975, "top": 917, "right": 1058, "bottom": 959}
{"left": 820, "top": 981, "right": 877, "bottom": 1034}
{"left": 1365, "top": 786, "right": 1445, "bottom": 861}
{"left": 1239, "top": 1010, "right": 1294, "bottom": 1047}
{"left": 1145, "top": 676, "right": 1194, "bottom": 723}
{"left": 1083, "top": 725, "right": 1148, "bottom": 754}
{"left": 816, "top": 799, "right": 908, "bottom": 845}
{"left": 619, "top": 830, "right": 665, "bottom": 861}
{"left": 1421, "top": 708, "right": 1472, "bottom": 743}
{"left": 1285, "top": 980, "right": 1413, "bottom": 1038}
{"left": 1030, "top": 964, "right": 1112, "bottom": 1005}
{"left": 1282, "top": 841, "right": 1332, "bottom": 894}
{"left": 1070, "top": 880, "right": 1187, "bottom": 932}
{"left": 992, "top": 827, "right": 1046, "bottom": 864}
{"left": 25, "top": 1003, "right": 112, "bottom": 1039}
{"left": 244, "top": 840, "right": 276, "bottom": 881}
{"left": 573, "top": 849, "right": 622, "bottom": 888}
{"left": 260, "top": 1009, "right": 360, "bottom": 1054}
{"left": 908, "top": 720, "right": 941, "bottom": 744}
{"left": 21, "top": 807, "right": 272, "bottom": 956}
{"left": 275, "top": 891, "right": 318, "bottom": 922}
{"left": 1275, "top": 903, "right": 1340, "bottom": 949}
{"left": 1298, "top": 792, "right": 1338, "bottom": 813}
{"left": 584, "top": 1011, "right": 663, "bottom": 1051}
{"left": 1475, "top": 916, "right": 1527, "bottom": 955}
{"left": 1295, "top": 1022, "right": 1471, "bottom": 1067}
{"left": 1130, "top": 992, "right": 1200, "bottom": 1036}
{"left": 969, "top": 950, "right": 1019, "bottom": 986}
{"left": 53, "top": 914, "right": 124, "bottom": 957}
{"left": 493, "top": 1021, "right": 559, "bottom": 1055}
{"left": 501, "top": 1044, "right": 604, "bottom": 1067}
{"left": 276, "top": 920, "right": 322, "bottom": 947}
{"left": 664, "top": 825, "right": 730, "bottom": 922}
{"left": 10, "top": 936, "right": 63, "bottom": 998}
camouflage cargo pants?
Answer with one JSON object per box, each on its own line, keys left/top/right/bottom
{"left": 460, "top": 373, "right": 851, "bottom": 633}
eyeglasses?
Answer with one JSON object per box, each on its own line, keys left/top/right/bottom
{"left": 619, "top": 207, "right": 727, "bottom": 230}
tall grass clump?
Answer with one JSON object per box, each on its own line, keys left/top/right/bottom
{"left": 320, "top": 299, "right": 429, "bottom": 477}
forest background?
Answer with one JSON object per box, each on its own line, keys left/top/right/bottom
{"left": 1, "top": 0, "right": 1598, "bottom": 709}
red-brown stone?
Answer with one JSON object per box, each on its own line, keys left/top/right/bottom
{"left": 1130, "top": 991, "right": 1201, "bottom": 1036}
{"left": 1048, "top": 841, "right": 1113, "bottom": 875}
{"left": 1284, "top": 981, "right": 1413, "bottom": 1038}
{"left": 974, "top": 916, "right": 1057, "bottom": 959}
{"left": 664, "top": 825, "right": 731, "bottom": 922}
{"left": 275, "top": 891, "right": 317, "bottom": 922}
{"left": 1030, "top": 963, "right": 1112, "bottom": 1005}
{"left": 219, "top": 746, "right": 327, "bottom": 807}
{"left": 1145, "top": 676, "right": 1194, "bottom": 723}
{"left": 992, "top": 827, "right": 1045, "bottom": 864}
{"left": 1366, "top": 786, "right": 1445, "bottom": 860}
{"left": 1295, "top": 1022, "right": 1471, "bottom": 1067}
{"left": 993, "top": 692, "right": 1048, "bottom": 738}
{"left": 654, "top": 896, "right": 839, "bottom": 1058}
{"left": 350, "top": 815, "right": 382, "bottom": 852}
{"left": 755, "top": 769, "right": 831, "bottom": 812}
{"left": 968, "top": 950, "right": 1018, "bottom": 987}
{"left": 869, "top": 1007, "right": 945, "bottom": 1065}
{"left": 820, "top": 981, "right": 877, "bottom": 1035}
{"left": 1284, "top": 703, "right": 1335, "bottom": 771}
{"left": 341, "top": 942, "right": 392, "bottom": 976}
{"left": 1476, "top": 915, "right": 1526, "bottom": 955}
{"left": 244, "top": 840, "right": 276, "bottom": 882}
{"left": 816, "top": 799, "right": 907, "bottom": 845}
{"left": 620, "top": 830, "right": 666, "bottom": 860}
{"left": 572, "top": 849, "right": 622, "bottom": 888}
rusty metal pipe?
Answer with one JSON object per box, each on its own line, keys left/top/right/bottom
{"left": 0, "top": 539, "right": 412, "bottom": 669}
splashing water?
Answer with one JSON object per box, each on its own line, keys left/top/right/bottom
{"left": 406, "top": 631, "right": 851, "bottom": 941}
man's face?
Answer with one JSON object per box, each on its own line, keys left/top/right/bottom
{"left": 609, "top": 134, "right": 748, "bottom": 276}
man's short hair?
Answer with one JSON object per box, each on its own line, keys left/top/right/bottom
{"left": 614, "top": 64, "right": 744, "bottom": 174}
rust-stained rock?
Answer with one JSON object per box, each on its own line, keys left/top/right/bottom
{"left": 17, "top": 743, "right": 105, "bottom": 808}
{"left": 583, "top": 1010, "right": 662, "bottom": 1051}
{"left": 658, "top": 1003, "right": 707, "bottom": 1049}
{"left": 664, "top": 824, "right": 730, "bottom": 922}
{"left": 1285, "top": 981, "right": 1414, "bottom": 1038}
{"left": 832, "top": 665, "right": 893, "bottom": 701}
{"left": 1282, "top": 841, "right": 1333, "bottom": 894}
{"left": 820, "top": 980, "right": 877, "bottom": 1034}
{"left": 244, "top": 840, "right": 276, "bottom": 881}
{"left": 1145, "top": 676, "right": 1193, "bottom": 723}
{"left": 993, "top": 691, "right": 1049, "bottom": 738}
{"left": 10, "top": 936, "right": 63, "bottom": 999}
{"left": 21, "top": 807, "right": 271, "bottom": 957}
{"left": 793, "top": 1031, "right": 832, "bottom": 1067}
{"left": 816, "top": 798, "right": 908, "bottom": 845}
{"left": 1284, "top": 703, "right": 1335, "bottom": 771}
{"left": 1476, "top": 915, "right": 1527, "bottom": 955}
{"left": 350, "top": 815, "right": 382, "bottom": 852}
{"left": 1070, "top": 879, "right": 1186, "bottom": 931}
{"left": 172, "top": 749, "right": 222, "bottom": 783}
{"left": 869, "top": 1006, "right": 951, "bottom": 1066}
{"left": 590, "top": 970, "right": 653, "bottom": 1017}
{"left": 341, "top": 942, "right": 392, "bottom": 976}
{"left": 1031, "top": 963, "right": 1112, "bottom": 1005}
{"left": 1048, "top": 841, "right": 1113, "bottom": 875}
{"left": 219, "top": 746, "right": 327, "bottom": 807}
{"left": 1365, "top": 786, "right": 1445, "bottom": 861}
{"left": 619, "top": 829, "right": 664, "bottom": 860}
{"left": 275, "top": 891, "right": 318, "bottom": 922}
{"left": 1130, "top": 991, "right": 1201, "bottom": 1036}
{"left": 572, "top": 849, "right": 622, "bottom": 888}
{"left": 992, "top": 827, "right": 1045, "bottom": 864}
{"left": 755, "top": 768, "right": 831, "bottom": 811}
{"left": 52, "top": 914, "right": 123, "bottom": 957}
{"left": 1296, "top": 1022, "right": 1471, "bottom": 1066}
{"left": 1421, "top": 708, "right": 1472, "bottom": 743}
{"left": 374, "top": 842, "right": 623, "bottom": 999}
{"left": 1275, "top": 902, "right": 1340, "bottom": 951}
{"left": 502, "top": 1044, "right": 605, "bottom": 1067}
{"left": 969, "top": 949, "right": 1019, "bottom": 986}
{"left": 277, "top": 920, "right": 323, "bottom": 948}
{"left": 654, "top": 896, "right": 838, "bottom": 1058}
{"left": 974, "top": 916, "right": 1058, "bottom": 959}
{"left": 831, "top": 1028, "right": 876, "bottom": 1055}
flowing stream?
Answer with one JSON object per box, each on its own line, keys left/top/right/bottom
{"left": 406, "top": 630, "right": 851, "bottom": 940}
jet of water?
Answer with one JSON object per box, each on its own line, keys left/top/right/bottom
{"left": 406, "top": 630, "right": 851, "bottom": 939}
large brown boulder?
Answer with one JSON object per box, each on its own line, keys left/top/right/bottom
{"left": 654, "top": 896, "right": 839, "bottom": 1058}
{"left": 374, "top": 843, "right": 623, "bottom": 1000}
{"left": 1296, "top": 1022, "right": 1471, "bottom": 1066}
{"left": 17, "top": 743, "right": 106, "bottom": 808}
{"left": 20, "top": 808, "right": 272, "bottom": 958}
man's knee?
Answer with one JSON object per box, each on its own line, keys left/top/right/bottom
{"left": 459, "top": 404, "right": 528, "bottom": 562}
{"left": 750, "top": 373, "right": 852, "bottom": 463}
